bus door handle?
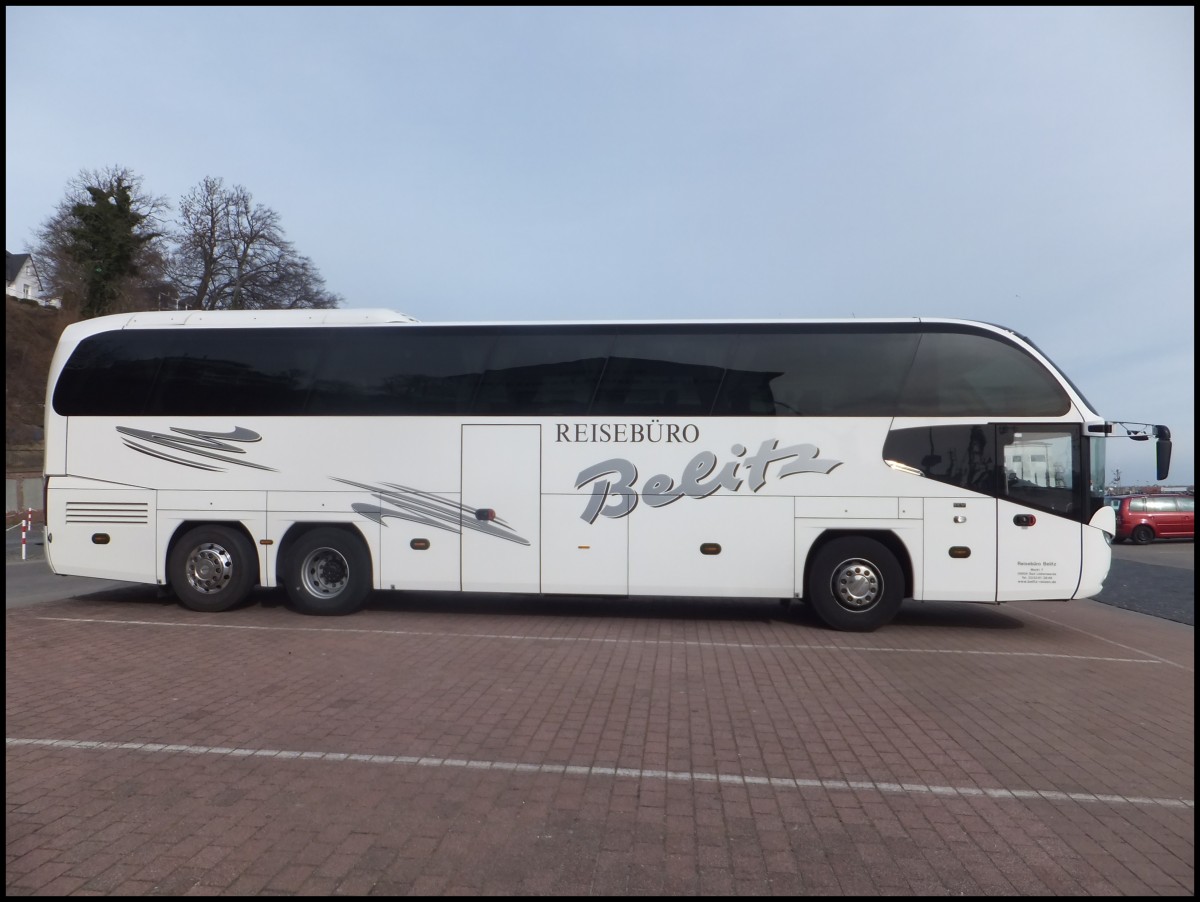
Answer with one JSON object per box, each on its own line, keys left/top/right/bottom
{"left": 1013, "top": 514, "right": 1037, "bottom": 527}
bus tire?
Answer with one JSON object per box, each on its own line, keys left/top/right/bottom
{"left": 807, "top": 537, "right": 904, "bottom": 632}
{"left": 1131, "top": 525, "right": 1155, "bottom": 545}
{"left": 284, "top": 527, "right": 372, "bottom": 616}
{"left": 168, "top": 525, "right": 257, "bottom": 613}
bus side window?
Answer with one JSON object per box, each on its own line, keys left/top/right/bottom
{"left": 310, "top": 331, "right": 490, "bottom": 415}
{"left": 473, "top": 332, "right": 610, "bottom": 416}
{"left": 53, "top": 331, "right": 162, "bottom": 416}
{"left": 149, "top": 329, "right": 322, "bottom": 416}
{"left": 591, "top": 332, "right": 728, "bottom": 416}
{"left": 900, "top": 332, "right": 1071, "bottom": 417}
{"left": 882, "top": 425, "right": 998, "bottom": 494}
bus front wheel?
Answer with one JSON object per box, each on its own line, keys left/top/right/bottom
{"left": 807, "top": 537, "right": 904, "bottom": 632}
{"left": 168, "top": 525, "right": 257, "bottom": 613}
{"left": 284, "top": 527, "right": 372, "bottom": 616}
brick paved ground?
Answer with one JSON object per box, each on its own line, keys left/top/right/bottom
{"left": 6, "top": 588, "right": 1194, "bottom": 895}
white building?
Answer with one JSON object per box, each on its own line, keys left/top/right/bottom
{"left": 5, "top": 251, "right": 60, "bottom": 308}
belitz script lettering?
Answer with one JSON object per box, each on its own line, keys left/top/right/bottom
{"left": 575, "top": 439, "right": 842, "bottom": 523}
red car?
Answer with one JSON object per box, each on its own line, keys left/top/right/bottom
{"left": 1107, "top": 493, "right": 1195, "bottom": 544}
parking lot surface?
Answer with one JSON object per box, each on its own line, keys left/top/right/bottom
{"left": 6, "top": 580, "right": 1195, "bottom": 895}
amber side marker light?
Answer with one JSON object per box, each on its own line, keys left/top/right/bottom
{"left": 700, "top": 543, "right": 722, "bottom": 555}
{"left": 410, "top": 539, "right": 431, "bottom": 550}
{"left": 948, "top": 546, "right": 971, "bottom": 558}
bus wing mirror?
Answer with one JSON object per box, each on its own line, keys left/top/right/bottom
{"left": 1155, "top": 425, "right": 1172, "bottom": 481}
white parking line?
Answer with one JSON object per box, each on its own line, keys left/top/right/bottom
{"left": 7, "top": 737, "right": 1192, "bottom": 810}
{"left": 1015, "top": 607, "right": 1194, "bottom": 672}
{"left": 34, "top": 616, "right": 1163, "bottom": 664}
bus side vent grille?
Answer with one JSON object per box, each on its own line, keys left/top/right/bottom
{"left": 65, "top": 502, "right": 150, "bottom": 525}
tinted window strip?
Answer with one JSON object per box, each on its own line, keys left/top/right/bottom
{"left": 53, "top": 324, "right": 1071, "bottom": 418}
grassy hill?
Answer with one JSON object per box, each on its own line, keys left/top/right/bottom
{"left": 5, "top": 297, "right": 75, "bottom": 472}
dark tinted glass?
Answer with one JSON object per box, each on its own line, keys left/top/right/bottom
{"left": 885, "top": 423, "right": 1083, "bottom": 517}
{"left": 473, "top": 333, "right": 610, "bottom": 415}
{"left": 148, "top": 330, "right": 323, "bottom": 416}
{"left": 53, "top": 323, "right": 1078, "bottom": 419}
{"left": 592, "top": 333, "right": 729, "bottom": 416}
{"left": 882, "top": 425, "right": 999, "bottom": 494}
{"left": 310, "top": 330, "right": 489, "bottom": 415}
{"left": 715, "top": 331, "right": 920, "bottom": 416}
{"left": 899, "top": 332, "right": 1070, "bottom": 416}
{"left": 53, "top": 332, "right": 160, "bottom": 415}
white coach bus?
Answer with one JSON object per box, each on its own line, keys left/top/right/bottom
{"left": 42, "top": 310, "right": 1172, "bottom": 631}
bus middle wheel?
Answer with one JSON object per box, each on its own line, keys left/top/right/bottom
{"left": 284, "top": 527, "right": 372, "bottom": 615}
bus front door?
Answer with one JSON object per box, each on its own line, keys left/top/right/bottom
{"left": 461, "top": 425, "right": 541, "bottom": 593}
{"left": 996, "top": 499, "right": 1083, "bottom": 601}
{"left": 995, "top": 425, "right": 1084, "bottom": 601}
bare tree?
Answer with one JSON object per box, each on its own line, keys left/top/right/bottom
{"left": 170, "top": 177, "right": 341, "bottom": 310}
{"left": 32, "top": 166, "right": 170, "bottom": 317}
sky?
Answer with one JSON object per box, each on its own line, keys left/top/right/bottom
{"left": 5, "top": 6, "right": 1194, "bottom": 487}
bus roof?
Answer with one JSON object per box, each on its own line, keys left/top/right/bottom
{"left": 84, "top": 309, "right": 1025, "bottom": 335}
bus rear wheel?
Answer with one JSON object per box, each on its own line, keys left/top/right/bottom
{"left": 284, "top": 527, "right": 372, "bottom": 616}
{"left": 168, "top": 525, "right": 257, "bottom": 613}
{"left": 807, "top": 537, "right": 904, "bottom": 632}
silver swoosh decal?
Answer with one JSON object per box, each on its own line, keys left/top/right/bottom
{"left": 334, "top": 477, "right": 530, "bottom": 546}
{"left": 116, "top": 426, "right": 277, "bottom": 472}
